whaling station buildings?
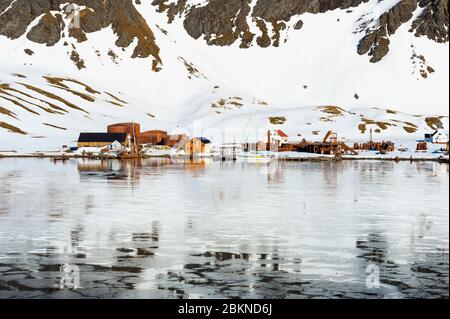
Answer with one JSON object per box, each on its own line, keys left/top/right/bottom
{"left": 76, "top": 122, "right": 449, "bottom": 158}
{"left": 77, "top": 122, "right": 212, "bottom": 156}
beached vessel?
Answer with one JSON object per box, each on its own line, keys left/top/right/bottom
{"left": 237, "top": 151, "right": 274, "bottom": 163}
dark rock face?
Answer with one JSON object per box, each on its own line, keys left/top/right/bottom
{"left": 27, "top": 12, "right": 65, "bottom": 46}
{"left": 357, "top": 0, "right": 418, "bottom": 63}
{"left": 153, "top": 0, "right": 448, "bottom": 62}
{"left": 182, "top": 0, "right": 254, "bottom": 48}
{"left": 357, "top": 0, "right": 448, "bottom": 63}
{"left": 1, "top": 0, "right": 448, "bottom": 65}
{"left": 412, "top": 0, "right": 449, "bottom": 43}
{"left": 0, "top": 0, "right": 161, "bottom": 64}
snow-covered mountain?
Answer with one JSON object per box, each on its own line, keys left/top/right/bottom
{"left": 0, "top": 0, "right": 448, "bottom": 151}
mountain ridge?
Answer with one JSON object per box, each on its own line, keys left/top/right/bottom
{"left": 0, "top": 0, "right": 448, "bottom": 151}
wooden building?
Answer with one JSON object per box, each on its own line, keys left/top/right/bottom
{"left": 184, "top": 137, "right": 212, "bottom": 156}
{"left": 77, "top": 133, "right": 128, "bottom": 148}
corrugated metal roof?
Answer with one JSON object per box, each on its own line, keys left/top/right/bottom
{"left": 78, "top": 133, "right": 127, "bottom": 143}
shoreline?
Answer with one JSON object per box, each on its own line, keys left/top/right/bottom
{"left": 1, "top": 153, "right": 448, "bottom": 163}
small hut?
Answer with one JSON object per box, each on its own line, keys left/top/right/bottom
{"left": 184, "top": 137, "right": 212, "bottom": 156}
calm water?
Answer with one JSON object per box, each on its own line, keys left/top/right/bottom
{"left": 0, "top": 158, "right": 448, "bottom": 299}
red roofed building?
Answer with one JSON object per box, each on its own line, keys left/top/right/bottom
{"left": 269, "top": 129, "right": 289, "bottom": 146}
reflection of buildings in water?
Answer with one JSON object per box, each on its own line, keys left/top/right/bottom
{"left": 266, "top": 162, "right": 284, "bottom": 184}
{"left": 141, "top": 158, "right": 172, "bottom": 168}
{"left": 0, "top": 171, "right": 21, "bottom": 215}
{"left": 70, "top": 225, "right": 83, "bottom": 248}
{"left": 359, "top": 161, "right": 395, "bottom": 178}
{"left": 77, "top": 159, "right": 143, "bottom": 184}
{"left": 173, "top": 158, "right": 212, "bottom": 176}
{"left": 321, "top": 162, "right": 338, "bottom": 187}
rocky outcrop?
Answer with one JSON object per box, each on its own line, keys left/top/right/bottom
{"left": 357, "top": 0, "right": 417, "bottom": 63}
{"left": 411, "top": 0, "right": 449, "bottom": 43}
{"left": 0, "top": 0, "right": 161, "bottom": 65}
{"left": 27, "top": 12, "right": 65, "bottom": 46}
{"left": 357, "top": 0, "right": 448, "bottom": 63}
{"left": 1, "top": 0, "right": 448, "bottom": 65}
{"left": 181, "top": 0, "right": 254, "bottom": 48}
{"left": 154, "top": 0, "right": 369, "bottom": 49}
{"left": 152, "top": 0, "right": 448, "bottom": 62}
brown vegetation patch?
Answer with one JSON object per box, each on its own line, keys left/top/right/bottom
{"left": 17, "top": 83, "right": 88, "bottom": 113}
{"left": 49, "top": 85, "right": 95, "bottom": 102}
{"left": 386, "top": 109, "right": 398, "bottom": 114}
{"left": 425, "top": 117, "right": 444, "bottom": 130}
{"left": 0, "top": 83, "right": 67, "bottom": 114}
{"left": 376, "top": 122, "right": 391, "bottom": 130}
{"left": 43, "top": 123, "right": 67, "bottom": 130}
{"left": 107, "top": 100, "right": 124, "bottom": 107}
{"left": 269, "top": 117, "right": 286, "bottom": 125}
{"left": 105, "top": 92, "right": 128, "bottom": 105}
{"left": 11, "top": 73, "right": 27, "bottom": 78}
{"left": 258, "top": 100, "right": 268, "bottom": 106}
{"left": 360, "top": 118, "right": 392, "bottom": 130}
{"left": 358, "top": 123, "right": 367, "bottom": 134}
{"left": 403, "top": 126, "right": 417, "bottom": 134}
{"left": 319, "top": 106, "right": 346, "bottom": 116}
{"left": 320, "top": 117, "right": 333, "bottom": 122}
{"left": 403, "top": 122, "right": 418, "bottom": 128}
{"left": 178, "top": 57, "right": 206, "bottom": 79}
{"left": 0, "top": 93, "right": 40, "bottom": 115}
{"left": 43, "top": 76, "right": 100, "bottom": 94}
{"left": 0, "top": 122, "right": 27, "bottom": 135}
{"left": 0, "top": 106, "right": 18, "bottom": 119}
{"left": 211, "top": 97, "right": 243, "bottom": 110}
{"left": 0, "top": 88, "right": 60, "bottom": 115}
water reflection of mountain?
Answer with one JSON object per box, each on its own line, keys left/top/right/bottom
{"left": 0, "top": 220, "right": 162, "bottom": 298}
{"left": 355, "top": 231, "right": 449, "bottom": 298}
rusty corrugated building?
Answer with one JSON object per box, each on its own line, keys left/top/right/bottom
{"left": 107, "top": 123, "right": 140, "bottom": 143}
{"left": 140, "top": 130, "right": 168, "bottom": 145}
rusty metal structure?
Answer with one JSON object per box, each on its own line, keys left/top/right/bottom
{"left": 354, "top": 141, "right": 395, "bottom": 152}
{"left": 272, "top": 131, "right": 358, "bottom": 156}
{"left": 140, "top": 130, "right": 168, "bottom": 145}
{"left": 107, "top": 123, "right": 141, "bottom": 141}
{"left": 416, "top": 142, "right": 428, "bottom": 151}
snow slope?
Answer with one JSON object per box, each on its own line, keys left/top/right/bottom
{"left": 0, "top": 0, "right": 448, "bottom": 151}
